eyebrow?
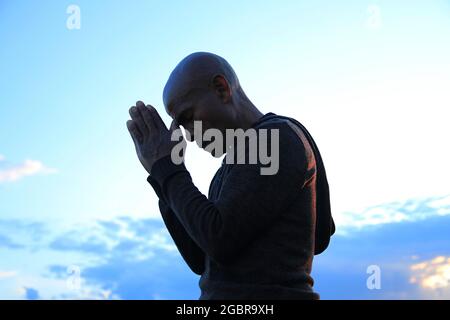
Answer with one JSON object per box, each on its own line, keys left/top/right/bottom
{"left": 168, "top": 86, "right": 197, "bottom": 114}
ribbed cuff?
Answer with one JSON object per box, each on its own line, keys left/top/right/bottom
{"left": 147, "top": 175, "right": 163, "bottom": 198}
{"left": 149, "top": 154, "right": 187, "bottom": 186}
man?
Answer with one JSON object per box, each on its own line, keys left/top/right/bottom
{"left": 126, "top": 52, "right": 335, "bottom": 299}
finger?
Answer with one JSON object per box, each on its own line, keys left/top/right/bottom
{"left": 126, "top": 120, "right": 143, "bottom": 144}
{"left": 136, "top": 101, "right": 158, "bottom": 131}
{"left": 126, "top": 120, "right": 142, "bottom": 144}
{"left": 136, "top": 101, "right": 155, "bottom": 130}
{"left": 136, "top": 100, "right": 146, "bottom": 108}
{"left": 129, "top": 105, "right": 149, "bottom": 138}
{"left": 137, "top": 103, "right": 167, "bottom": 132}
{"left": 147, "top": 105, "right": 167, "bottom": 130}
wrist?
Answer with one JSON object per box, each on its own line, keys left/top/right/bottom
{"left": 150, "top": 154, "right": 187, "bottom": 184}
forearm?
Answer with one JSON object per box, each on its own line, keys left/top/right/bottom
{"left": 148, "top": 176, "right": 205, "bottom": 274}
{"left": 151, "top": 158, "right": 233, "bottom": 265}
{"left": 158, "top": 199, "right": 205, "bottom": 275}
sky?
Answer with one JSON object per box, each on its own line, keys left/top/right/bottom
{"left": 0, "top": 0, "right": 449, "bottom": 299}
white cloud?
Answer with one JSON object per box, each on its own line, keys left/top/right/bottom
{"left": 410, "top": 256, "right": 450, "bottom": 298}
{"left": 0, "top": 154, "right": 5, "bottom": 162}
{"left": 337, "top": 194, "right": 450, "bottom": 233}
{"left": 147, "top": 229, "right": 177, "bottom": 252}
{"left": 0, "top": 270, "right": 17, "bottom": 279}
{"left": 0, "top": 157, "right": 57, "bottom": 183}
{"left": 13, "top": 273, "right": 117, "bottom": 300}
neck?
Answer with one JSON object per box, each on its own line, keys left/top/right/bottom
{"left": 233, "top": 98, "right": 264, "bottom": 130}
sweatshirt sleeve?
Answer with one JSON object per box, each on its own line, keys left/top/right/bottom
{"left": 150, "top": 122, "right": 307, "bottom": 266}
{"left": 147, "top": 175, "right": 205, "bottom": 275}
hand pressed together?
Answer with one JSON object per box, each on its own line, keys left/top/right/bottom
{"left": 126, "top": 101, "right": 184, "bottom": 175}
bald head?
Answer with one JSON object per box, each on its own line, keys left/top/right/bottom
{"left": 161, "top": 52, "right": 263, "bottom": 152}
{"left": 163, "top": 52, "right": 241, "bottom": 113}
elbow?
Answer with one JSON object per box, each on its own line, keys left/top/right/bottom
{"left": 191, "top": 265, "right": 204, "bottom": 275}
{"left": 187, "top": 253, "right": 205, "bottom": 275}
{"left": 209, "top": 245, "right": 239, "bottom": 267}
{"left": 206, "top": 219, "right": 243, "bottom": 266}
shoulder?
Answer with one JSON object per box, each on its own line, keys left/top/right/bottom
{"left": 253, "top": 115, "right": 292, "bottom": 130}
{"left": 253, "top": 116, "right": 307, "bottom": 152}
{"left": 249, "top": 116, "right": 309, "bottom": 177}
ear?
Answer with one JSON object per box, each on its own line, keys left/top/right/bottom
{"left": 212, "top": 75, "right": 232, "bottom": 103}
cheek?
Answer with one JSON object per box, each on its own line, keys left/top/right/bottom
{"left": 194, "top": 109, "right": 213, "bottom": 130}
{"left": 194, "top": 97, "right": 229, "bottom": 131}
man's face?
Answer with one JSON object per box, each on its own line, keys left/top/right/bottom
{"left": 166, "top": 87, "right": 234, "bottom": 153}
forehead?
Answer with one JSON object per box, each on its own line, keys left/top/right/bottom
{"left": 165, "top": 83, "right": 204, "bottom": 118}
{"left": 164, "top": 66, "right": 210, "bottom": 115}
{"left": 164, "top": 75, "right": 189, "bottom": 113}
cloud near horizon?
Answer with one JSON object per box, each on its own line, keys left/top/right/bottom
{"left": 0, "top": 155, "right": 57, "bottom": 183}
{"left": 409, "top": 256, "right": 450, "bottom": 298}
{"left": 0, "top": 194, "right": 449, "bottom": 299}
{"left": 336, "top": 194, "right": 450, "bottom": 234}
{"left": 0, "top": 270, "right": 17, "bottom": 279}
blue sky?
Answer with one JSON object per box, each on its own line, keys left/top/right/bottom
{"left": 1, "top": 0, "right": 450, "bottom": 299}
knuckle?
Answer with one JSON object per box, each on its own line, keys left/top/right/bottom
{"left": 147, "top": 105, "right": 156, "bottom": 114}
